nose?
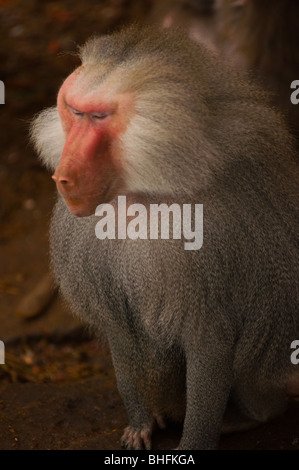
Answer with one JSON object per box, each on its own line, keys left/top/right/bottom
{"left": 52, "top": 171, "right": 77, "bottom": 195}
{"left": 52, "top": 173, "right": 73, "bottom": 185}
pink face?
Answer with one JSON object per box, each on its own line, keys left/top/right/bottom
{"left": 53, "top": 67, "right": 133, "bottom": 217}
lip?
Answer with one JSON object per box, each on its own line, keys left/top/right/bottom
{"left": 56, "top": 182, "right": 119, "bottom": 217}
{"left": 63, "top": 194, "right": 85, "bottom": 206}
{"left": 63, "top": 197, "right": 96, "bottom": 217}
{"left": 56, "top": 182, "right": 109, "bottom": 204}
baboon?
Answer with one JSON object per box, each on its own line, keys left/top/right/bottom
{"left": 31, "top": 26, "right": 299, "bottom": 450}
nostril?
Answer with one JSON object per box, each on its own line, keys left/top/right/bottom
{"left": 52, "top": 174, "right": 73, "bottom": 185}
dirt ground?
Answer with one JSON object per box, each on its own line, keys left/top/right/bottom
{"left": 0, "top": 0, "right": 298, "bottom": 452}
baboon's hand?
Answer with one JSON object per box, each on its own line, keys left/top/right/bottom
{"left": 121, "top": 425, "right": 153, "bottom": 450}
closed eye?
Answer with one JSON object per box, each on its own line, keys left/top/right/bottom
{"left": 69, "top": 105, "right": 84, "bottom": 117}
{"left": 91, "top": 112, "right": 109, "bottom": 120}
{"left": 66, "top": 102, "right": 109, "bottom": 120}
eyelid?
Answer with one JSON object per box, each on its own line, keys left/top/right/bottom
{"left": 66, "top": 103, "right": 109, "bottom": 120}
{"left": 91, "top": 112, "right": 109, "bottom": 120}
{"left": 68, "top": 105, "right": 83, "bottom": 116}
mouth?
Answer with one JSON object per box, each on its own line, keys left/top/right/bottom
{"left": 62, "top": 196, "right": 96, "bottom": 217}
{"left": 60, "top": 187, "right": 114, "bottom": 217}
{"left": 54, "top": 177, "right": 123, "bottom": 217}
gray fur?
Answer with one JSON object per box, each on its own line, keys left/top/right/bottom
{"left": 32, "top": 26, "right": 299, "bottom": 450}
